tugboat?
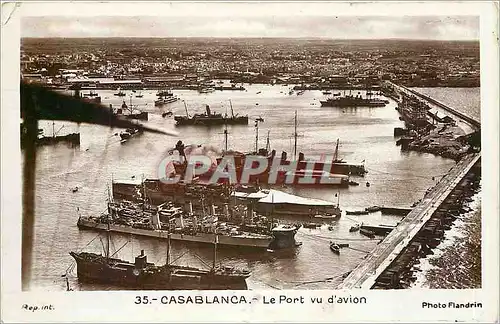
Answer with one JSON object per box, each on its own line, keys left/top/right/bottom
{"left": 174, "top": 101, "right": 248, "bottom": 126}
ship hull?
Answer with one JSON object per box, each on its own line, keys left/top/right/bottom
{"left": 155, "top": 97, "right": 179, "bottom": 106}
{"left": 320, "top": 100, "right": 387, "bottom": 107}
{"left": 70, "top": 252, "right": 248, "bottom": 290}
{"left": 77, "top": 218, "right": 272, "bottom": 249}
{"left": 174, "top": 116, "right": 248, "bottom": 126}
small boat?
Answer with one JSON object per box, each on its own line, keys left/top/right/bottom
{"left": 360, "top": 228, "right": 375, "bottom": 238}
{"left": 114, "top": 89, "right": 126, "bottom": 97}
{"left": 330, "top": 243, "right": 340, "bottom": 254}
{"left": 119, "top": 128, "right": 142, "bottom": 141}
{"left": 157, "top": 89, "right": 174, "bottom": 97}
{"left": 198, "top": 87, "right": 215, "bottom": 94}
{"left": 72, "top": 186, "right": 79, "bottom": 193}
{"left": 303, "top": 223, "right": 319, "bottom": 229}
{"left": 349, "top": 181, "right": 359, "bottom": 186}
{"left": 366, "top": 182, "right": 371, "bottom": 187}
{"left": 162, "top": 111, "right": 173, "bottom": 118}
{"left": 155, "top": 96, "right": 179, "bottom": 106}
{"left": 333, "top": 92, "right": 341, "bottom": 96}
{"left": 322, "top": 91, "right": 332, "bottom": 95}
{"left": 349, "top": 224, "right": 361, "bottom": 232}
{"left": 331, "top": 242, "right": 349, "bottom": 248}
{"left": 328, "top": 225, "right": 334, "bottom": 231}
{"left": 256, "top": 91, "right": 262, "bottom": 94}
{"left": 135, "top": 91, "right": 143, "bottom": 98}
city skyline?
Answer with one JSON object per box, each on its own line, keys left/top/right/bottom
{"left": 22, "top": 15, "right": 479, "bottom": 40}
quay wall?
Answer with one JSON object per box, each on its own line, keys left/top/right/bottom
{"left": 339, "top": 153, "right": 480, "bottom": 289}
{"left": 390, "top": 82, "right": 481, "bottom": 130}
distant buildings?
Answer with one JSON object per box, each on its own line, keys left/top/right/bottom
{"left": 20, "top": 38, "right": 480, "bottom": 88}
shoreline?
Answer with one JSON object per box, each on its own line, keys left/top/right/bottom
{"left": 411, "top": 187, "right": 481, "bottom": 289}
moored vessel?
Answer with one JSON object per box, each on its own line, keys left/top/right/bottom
{"left": 76, "top": 197, "right": 301, "bottom": 250}
{"left": 174, "top": 101, "right": 248, "bottom": 126}
{"left": 320, "top": 93, "right": 389, "bottom": 107}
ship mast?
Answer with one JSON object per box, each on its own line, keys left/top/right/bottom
{"left": 254, "top": 120, "right": 259, "bottom": 154}
{"left": 212, "top": 234, "right": 218, "bottom": 270}
{"left": 105, "top": 185, "right": 111, "bottom": 259}
{"left": 334, "top": 139, "right": 339, "bottom": 162}
{"left": 224, "top": 123, "right": 228, "bottom": 153}
{"left": 265, "top": 130, "right": 271, "bottom": 153}
{"left": 166, "top": 233, "right": 171, "bottom": 266}
{"left": 229, "top": 99, "right": 235, "bottom": 118}
{"left": 141, "top": 174, "right": 146, "bottom": 213}
{"left": 294, "top": 110, "right": 298, "bottom": 160}
{"left": 183, "top": 101, "right": 189, "bottom": 117}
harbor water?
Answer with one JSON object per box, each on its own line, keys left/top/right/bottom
{"left": 26, "top": 85, "right": 480, "bottom": 291}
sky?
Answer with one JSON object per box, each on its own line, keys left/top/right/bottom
{"left": 22, "top": 13, "right": 479, "bottom": 40}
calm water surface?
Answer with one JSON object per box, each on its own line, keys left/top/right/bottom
{"left": 27, "top": 85, "right": 479, "bottom": 291}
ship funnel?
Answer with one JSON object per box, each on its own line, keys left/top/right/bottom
{"left": 141, "top": 250, "right": 144, "bottom": 256}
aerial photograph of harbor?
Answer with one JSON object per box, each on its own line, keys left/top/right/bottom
{"left": 19, "top": 11, "right": 481, "bottom": 291}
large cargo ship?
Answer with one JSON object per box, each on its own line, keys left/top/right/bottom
{"left": 320, "top": 94, "right": 389, "bottom": 107}
{"left": 170, "top": 121, "right": 366, "bottom": 182}
{"left": 77, "top": 199, "right": 301, "bottom": 250}
{"left": 112, "top": 179, "right": 231, "bottom": 206}
{"left": 174, "top": 102, "right": 248, "bottom": 126}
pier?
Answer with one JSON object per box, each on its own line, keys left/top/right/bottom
{"left": 339, "top": 152, "right": 480, "bottom": 289}
{"left": 389, "top": 82, "right": 480, "bottom": 132}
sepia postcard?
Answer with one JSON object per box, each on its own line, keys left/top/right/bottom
{"left": 1, "top": 1, "right": 498, "bottom": 322}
